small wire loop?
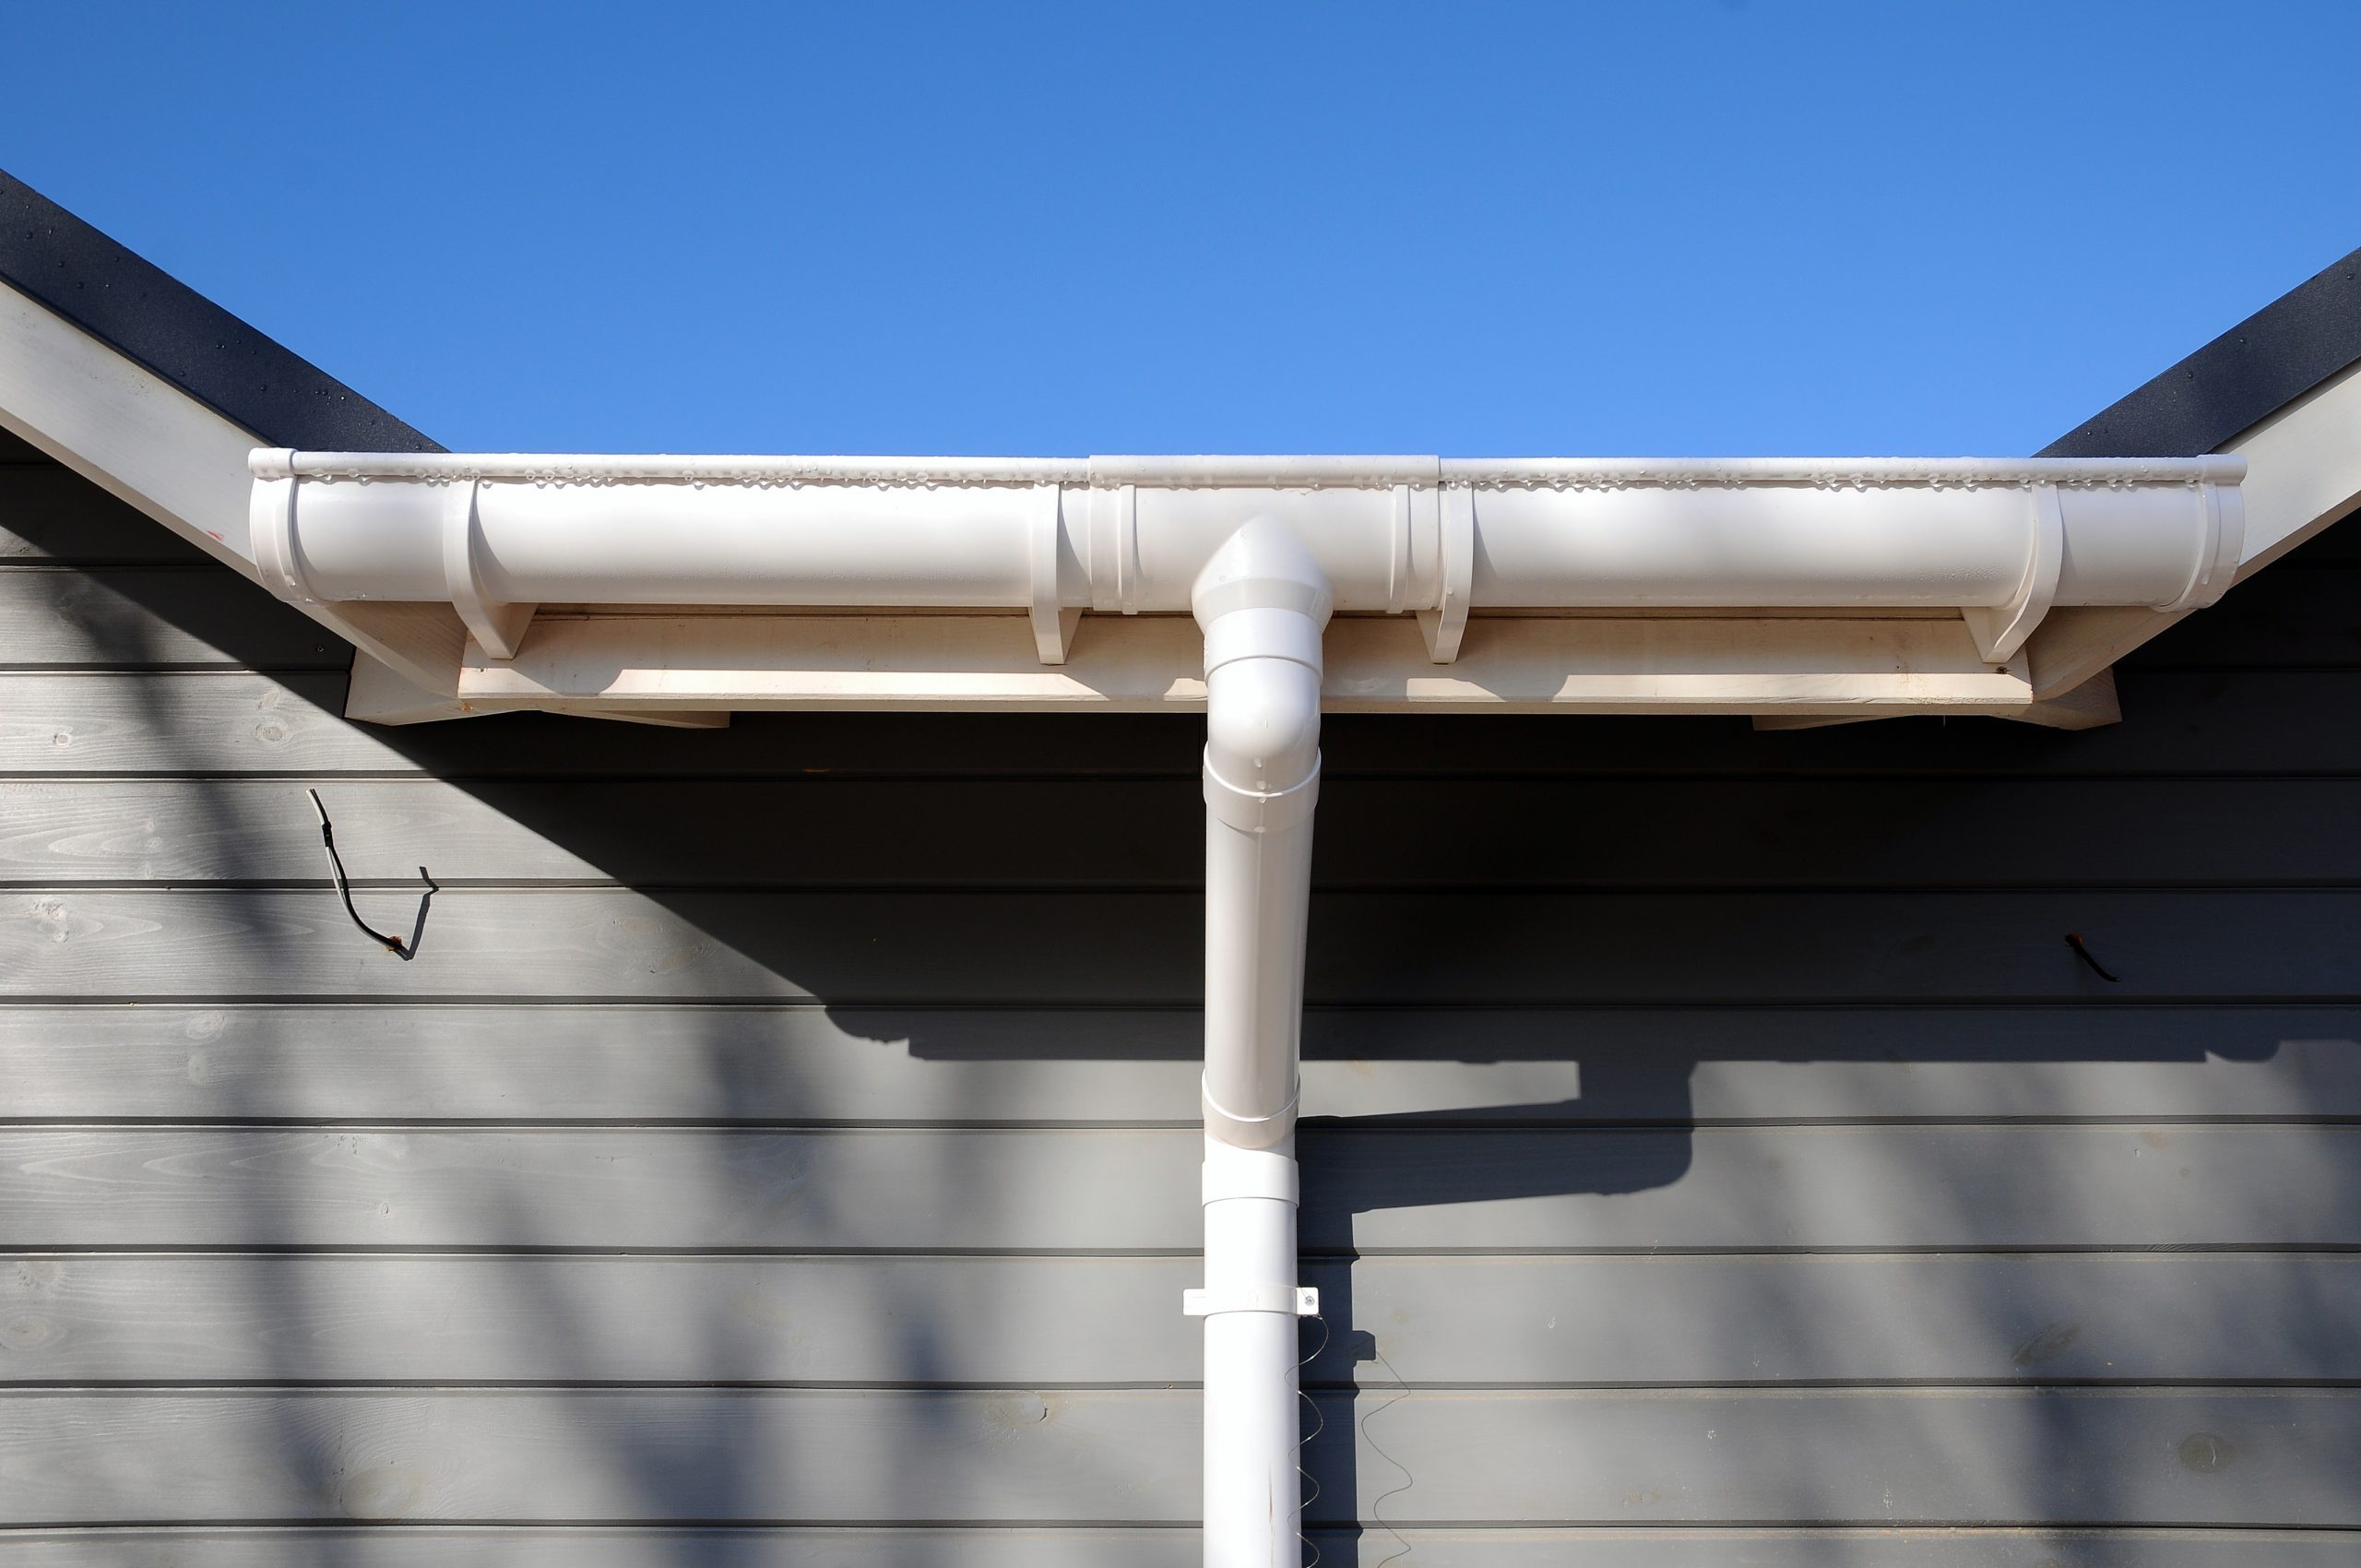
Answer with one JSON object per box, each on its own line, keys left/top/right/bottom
{"left": 1297, "top": 1313, "right": 1329, "bottom": 1568}
{"left": 1359, "top": 1342, "right": 1418, "bottom": 1568}
{"left": 308, "top": 789, "right": 437, "bottom": 960}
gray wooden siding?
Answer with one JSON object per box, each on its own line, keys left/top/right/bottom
{"left": 3, "top": 445, "right": 2358, "bottom": 1565}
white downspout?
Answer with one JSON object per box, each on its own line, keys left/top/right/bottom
{"left": 1182, "top": 519, "right": 1331, "bottom": 1568}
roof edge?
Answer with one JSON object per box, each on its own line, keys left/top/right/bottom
{"left": 2041, "top": 244, "right": 2361, "bottom": 459}
{"left": 0, "top": 167, "right": 439, "bottom": 454}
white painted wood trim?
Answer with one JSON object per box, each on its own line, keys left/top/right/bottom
{"left": 450, "top": 611, "right": 2034, "bottom": 715}
{"left": 2027, "top": 356, "right": 2361, "bottom": 699}
{"left": 0, "top": 280, "right": 264, "bottom": 576}
{"left": 345, "top": 650, "right": 727, "bottom": 728}
{"left": 0, "top": 278, "right": 467, "bottom": 695}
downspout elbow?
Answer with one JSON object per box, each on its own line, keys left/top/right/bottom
{"left": 1203, "top": 650, "right": 1323, "bottom": 802}
{"left": 1193, "top": 518, "right": 1333, "bottom": 801}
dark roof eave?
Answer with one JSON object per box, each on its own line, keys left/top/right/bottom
{"left": 0, "top": 168, "right": 439, "bottom": 454}
{"left": 2041, "top": 245, "right": 2361, "bottom": 459}
{"left": 6, "top": 166, "right": 2358, "bottom": 472}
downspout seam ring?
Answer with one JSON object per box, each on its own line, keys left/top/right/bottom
{"left": 1203, "top": 755, "right": 1322, "bottom": 835}
{"left": 1202, "top": 1078, "right": 1303, "bottom": 1148}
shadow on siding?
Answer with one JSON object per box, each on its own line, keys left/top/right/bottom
{"left": 42, "top": 550, "right": 2361, "bottom": 1562}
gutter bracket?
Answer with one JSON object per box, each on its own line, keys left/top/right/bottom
{"left": 1418, "top": 483, "right": 1473, "bottom": 662}
{"left": 1963, "top": 482, "right": 2063, "bottom": 665}
{"left": 1029, "top": 483, "right": 1080, "bottom": 664}
{"left": 442, "top": 481, "right": 537, "bottom": 660}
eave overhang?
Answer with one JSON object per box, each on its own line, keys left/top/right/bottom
{"left": 243, "top": 446, "right": 2246, "bottom": 726}
{"left": 7, "top": 159, "right": 2361, "bottom": 733}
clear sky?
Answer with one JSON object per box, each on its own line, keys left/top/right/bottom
{"left": 6, "top": 1, "right": 2357, "bottom": 457}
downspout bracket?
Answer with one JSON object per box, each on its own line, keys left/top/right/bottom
{"left": 1183, "top": 1285, "right": 1322, "bottom": 1318}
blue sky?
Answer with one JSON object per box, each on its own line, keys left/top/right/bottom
{"left": 6, "top": 1, "right": 2358, "bottom": 457}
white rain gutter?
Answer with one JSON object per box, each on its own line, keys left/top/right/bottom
{"left": 252, "top": 452, "right": 2245, "bottom": 669}
{"left": 250, "top": 449, "right": 2243, "bottom": 1567}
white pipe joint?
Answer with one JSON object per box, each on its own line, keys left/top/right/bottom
{"left": 1184, "top": 1139, "right": 1314, "bottom": 1319}
{"left": 1202, "top": 607, "right": 1325, "bottom": 827}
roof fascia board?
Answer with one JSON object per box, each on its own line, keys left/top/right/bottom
{"left": 2042, "top": 245, "right": 2361, "bottom": 460}
{"left": 2021, "top": 244, "right": 2361, "bottom": 698}
{"left": 0, "top": 168, "right": 464, "bottom": 707}
{"left": 2026, "top": 354, "right": 2361, "bottom": 698}
{"left": 0, "top": 274, "right": 264, "bottom": 576}
{"left": 0, "top": 171, "right": 437, "bottom": 455}
{"left": 0, "top": 274, "right": 467, "bottom": 695}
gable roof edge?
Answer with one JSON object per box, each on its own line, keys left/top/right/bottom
{"left": 0, "top": 169, "right": 438, "bottom": 455}
{"left": 2041, "top": 245, "right": 2361, "bottom": 459}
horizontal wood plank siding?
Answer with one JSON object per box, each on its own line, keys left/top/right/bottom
{"left": 8, "top": 887, "right": 2361, "bottom": 1002}
{"left": 0, "top": 571, "right": 347, "bottom": 669}
{"left": 5, "top": 1253, "right": 2356, "bottom": 1385}
{"left": 5, "top": 1004, "right": 2355, "bottom": 1123}
{"left": 6, "top": 451, "right": 2360, "bottom": 1561}
{"left": 2, "top": 1387, "right": 2355, "bottom": 1526}
{"left": 0, "top": 461, "right": 210, "bottom": 564}
{"left": 0, "top": 1123, "right": 2351, "bottom": 1252}
{"left": 24, "top": 775, "right": 2361, "bottom": 887}
{"left": 0, "top": 1528, "right": 2351, "bottom": 1568}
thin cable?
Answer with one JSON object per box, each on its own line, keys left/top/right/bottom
{"left": 2065, "top": 932, "right": 2121, "bottom": 982}
{"left": 307, "top": 789, "right": 433, "bottom": 958}
{"left": 1296, "top": 1312, "right": 1329, "bottom": 1568}
{"left": 1358, "top": 1345, "right": 1418, "bottom": 1568}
